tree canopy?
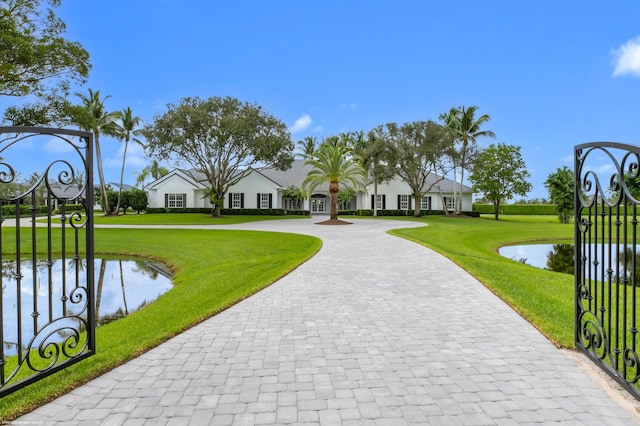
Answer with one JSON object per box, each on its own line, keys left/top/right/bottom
{"left": 142, "top": 96, "right": 294, "bottom": 216}
{"left": 544, "top": 166, "right": 574, "bottom": 224}
{"left": 379, "top": 120, "right": 455, "bottom": 217}
{"left": 469, "top": 143, "right": 532, "bottom": 220}
{"left": 0, "top": 0, "right": 90, "bottom": 98}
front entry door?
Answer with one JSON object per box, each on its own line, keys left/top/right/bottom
{"left": 311, "top": 197, "right": 326, "bottom": 213}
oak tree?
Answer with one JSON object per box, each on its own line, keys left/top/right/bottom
{"left": 143, "top": 96, "right": 294, "bottom": 216}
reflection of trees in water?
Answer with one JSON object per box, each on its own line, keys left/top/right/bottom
{"left": 545, "top": 244, "right": 640, "bottom": 285}
{"left": 2, "top": 258, "right": 172, "bottom": 354}
{"left": 546, "top": 244, "right": 574, "bottom": 274}
{"left": 618, "top": 248, "right": 640, "bottom": 285}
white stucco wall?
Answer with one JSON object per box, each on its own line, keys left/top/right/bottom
{"left": 364, "top": 178, "right": 473, "bottom": 212}
{"left": 147, "top": 174, "right": 205, "bottom": 208}
{"left": 225, "top": 171, "right": 280, "bottom": 209}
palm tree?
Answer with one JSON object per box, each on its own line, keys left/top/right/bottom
{"left": 72, "top": 89, "right": 120, "bottom": 214}
{"left": 295, "top": 136, "right": 317, "bottom": 160}
{"left": 114, "top": 107, "right": 144, "bottom": 214}
{"left": 134, "top": 159, "right": 169, "bottom": 187}
{"left": 302, "top": 144, "right": 366, "bottom": 220}
{"left": 440, "top": 105, "right": 495, "bottom": 214}
{"left": 282, "top": 185, "right": 308, "bottom": 210}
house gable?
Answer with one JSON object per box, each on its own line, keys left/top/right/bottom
{"left": 145, "top": 169, "right": 207, "bottom": 191}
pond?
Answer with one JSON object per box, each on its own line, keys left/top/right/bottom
{"left": 499, "top": 243, "right": 640, "bottom": 276}
{"left": 2, "top": 258, "right": 173, "bottom": 356}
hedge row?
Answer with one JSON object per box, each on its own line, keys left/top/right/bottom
{"left": 0, "top": 203, "right": 86, "bottom": 217}
{"left": 145, "top": 207, "right": 291, "bottom": 216}
{"left": 356, "top": 209, "right": 480, "bottom": 217}
{"left": 472, "top": 204, "right": 556, "bottom": 215}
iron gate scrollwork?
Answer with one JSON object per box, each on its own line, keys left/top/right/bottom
{"left": 0, "top": 127, "right": 95, "bottom": 397}
{"left": 575, "top": 141, "right": 640, "bottom": 400}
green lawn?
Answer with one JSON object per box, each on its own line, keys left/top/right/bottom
{"left": 92, "top": 212, "right": 308, "bottom": 225}
{"left": 389, "top": 214, "right": 575, "bottom": 347}
{"left": 0, "top": 224, "right": 321, "bottom": 420}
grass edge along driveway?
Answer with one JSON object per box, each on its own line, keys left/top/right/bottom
{"left": 389, "top": 215, "right": 575, "bottom": 349}
{"left": 0, "top": 226, "right": 321, "bottom": 421}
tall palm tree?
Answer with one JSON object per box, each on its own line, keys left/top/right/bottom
{"left": 72, "top": 89, "right": 120, "bottom": 214}
{"left": 440, "top": 105, "right": 495, "bottom": 214}
{"left": 295, "top": 136, "right": 317, "bottom": 160}
{"left": 114, "top": 107, "right": 144, "bottom": 214}
{"left": 302, "top": 144, "right": 366, "bottom": 220}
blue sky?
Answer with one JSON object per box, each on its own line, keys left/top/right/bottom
{"left": 4, "top": 0, "right": 640, "bottom": 199}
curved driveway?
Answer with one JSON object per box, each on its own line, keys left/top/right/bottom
{"left": 18, "top": 217, "right": 640, "bottom": 425}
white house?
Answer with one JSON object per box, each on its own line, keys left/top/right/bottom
{"left": 144, "top": 160, "right": 473, "bottom": 214}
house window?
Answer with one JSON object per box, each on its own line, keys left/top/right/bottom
{"left": 232, "top": 193, "right": 242, "bottom": 209}
{"left": 259, "top": 193, "right": 270, "bottom": 209}
{"left": 167, "top": 193, "right": 185, "bottom": 208}
{"left": 371, "top": 194, "right": 386, "bottom": 210}
{"left": 399, "top": 194, "right": 410, "bottom": 210}
{"left": 420, "top": 196, "right": 431, "bottom": 210}
{"left": 445, "top": 197, "right": 455, "bottom": 211}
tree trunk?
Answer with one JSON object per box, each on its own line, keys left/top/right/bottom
{"left": 457, "top": 139, "right": 468, "bottom": 215}
{"left": 94, "top": 134, "right": 110, "bottom": 215}
{"left": 413, "top": 194, "right": 421, "bottom": 217}
{"left": 493, "top": 199, "right": 500, "bottom": 220}
{"left": 115, "top": 138, "right": 129, "bottom": 216}
{"left": 330, "top": 181, "right": 339, "bottom": 220}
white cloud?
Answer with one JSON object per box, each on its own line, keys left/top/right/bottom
{"left": 289, "top": 114, "right": 312, "bottom": 133}
{"left": 313, "top": 126, "right": 324, "bottom": 132}
{"left": 44, "top": 137, "right": 73, "bottom": 154}
{"left": 612, "top": 36, "right": 640, "bottom": 77}
{"left": 105, "top": 142, "right": 147, "bottom": 169}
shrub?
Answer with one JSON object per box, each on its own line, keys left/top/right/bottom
{"left": 472, "top": 203, "right": 555, "bottom": 215}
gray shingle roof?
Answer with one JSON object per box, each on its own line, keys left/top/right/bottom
{"left": 173, "top": 160, "right": 471, "bottom": 193}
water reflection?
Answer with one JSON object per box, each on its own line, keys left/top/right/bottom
{"left": 499, "top": 244, "right": 640, "bottom": 278}
{"left": 2, "top": 259, "right": 172, "bottom": 356}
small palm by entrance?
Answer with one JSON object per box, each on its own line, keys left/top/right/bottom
{"left": 302, "top": 144, "right": 366, "bottom": 224}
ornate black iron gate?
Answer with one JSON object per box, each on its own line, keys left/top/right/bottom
{"left": 0, "top": 127, "right": 95, "bottom": 397}
{"left": 575, "top": 141, "right": 640, "bottom": 400}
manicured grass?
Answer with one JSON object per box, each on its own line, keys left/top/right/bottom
{"left": 92, "top": 213, "right": 307, "bottom": 225}
{"left": 389, "top": 215, "right": 575, "bottom": 348}
{"left": 0, "top": 226, "right": 321, "bottom": 420}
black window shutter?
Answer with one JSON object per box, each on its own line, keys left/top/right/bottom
{"left": 164, "top": 193, "right": 168, "bottom": 208}
{"left": 183, "top": 194, "right": 187, "bottom": 208}
{"left": 409, "top": 196, "right": 412, "bottom": 210}
{"left": 257, "top": 193, "right": 261, "bottom": 208}
{"left": 228, "top": 193, "right": 233, "bottom": 208}
{"left": 240, "top": 193, "right": 244, "bottom": 208}
{"left": 371, "top": 194, "right": 374, "bottom": 209}
{"left": 382, "top": 195, "right": 386, "bottom": 209}
{"left": 268, "top": 193, "right": 273, "bottom": 209}
{"left": 397, "top": 195, "right": 401, "bottom": 209}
